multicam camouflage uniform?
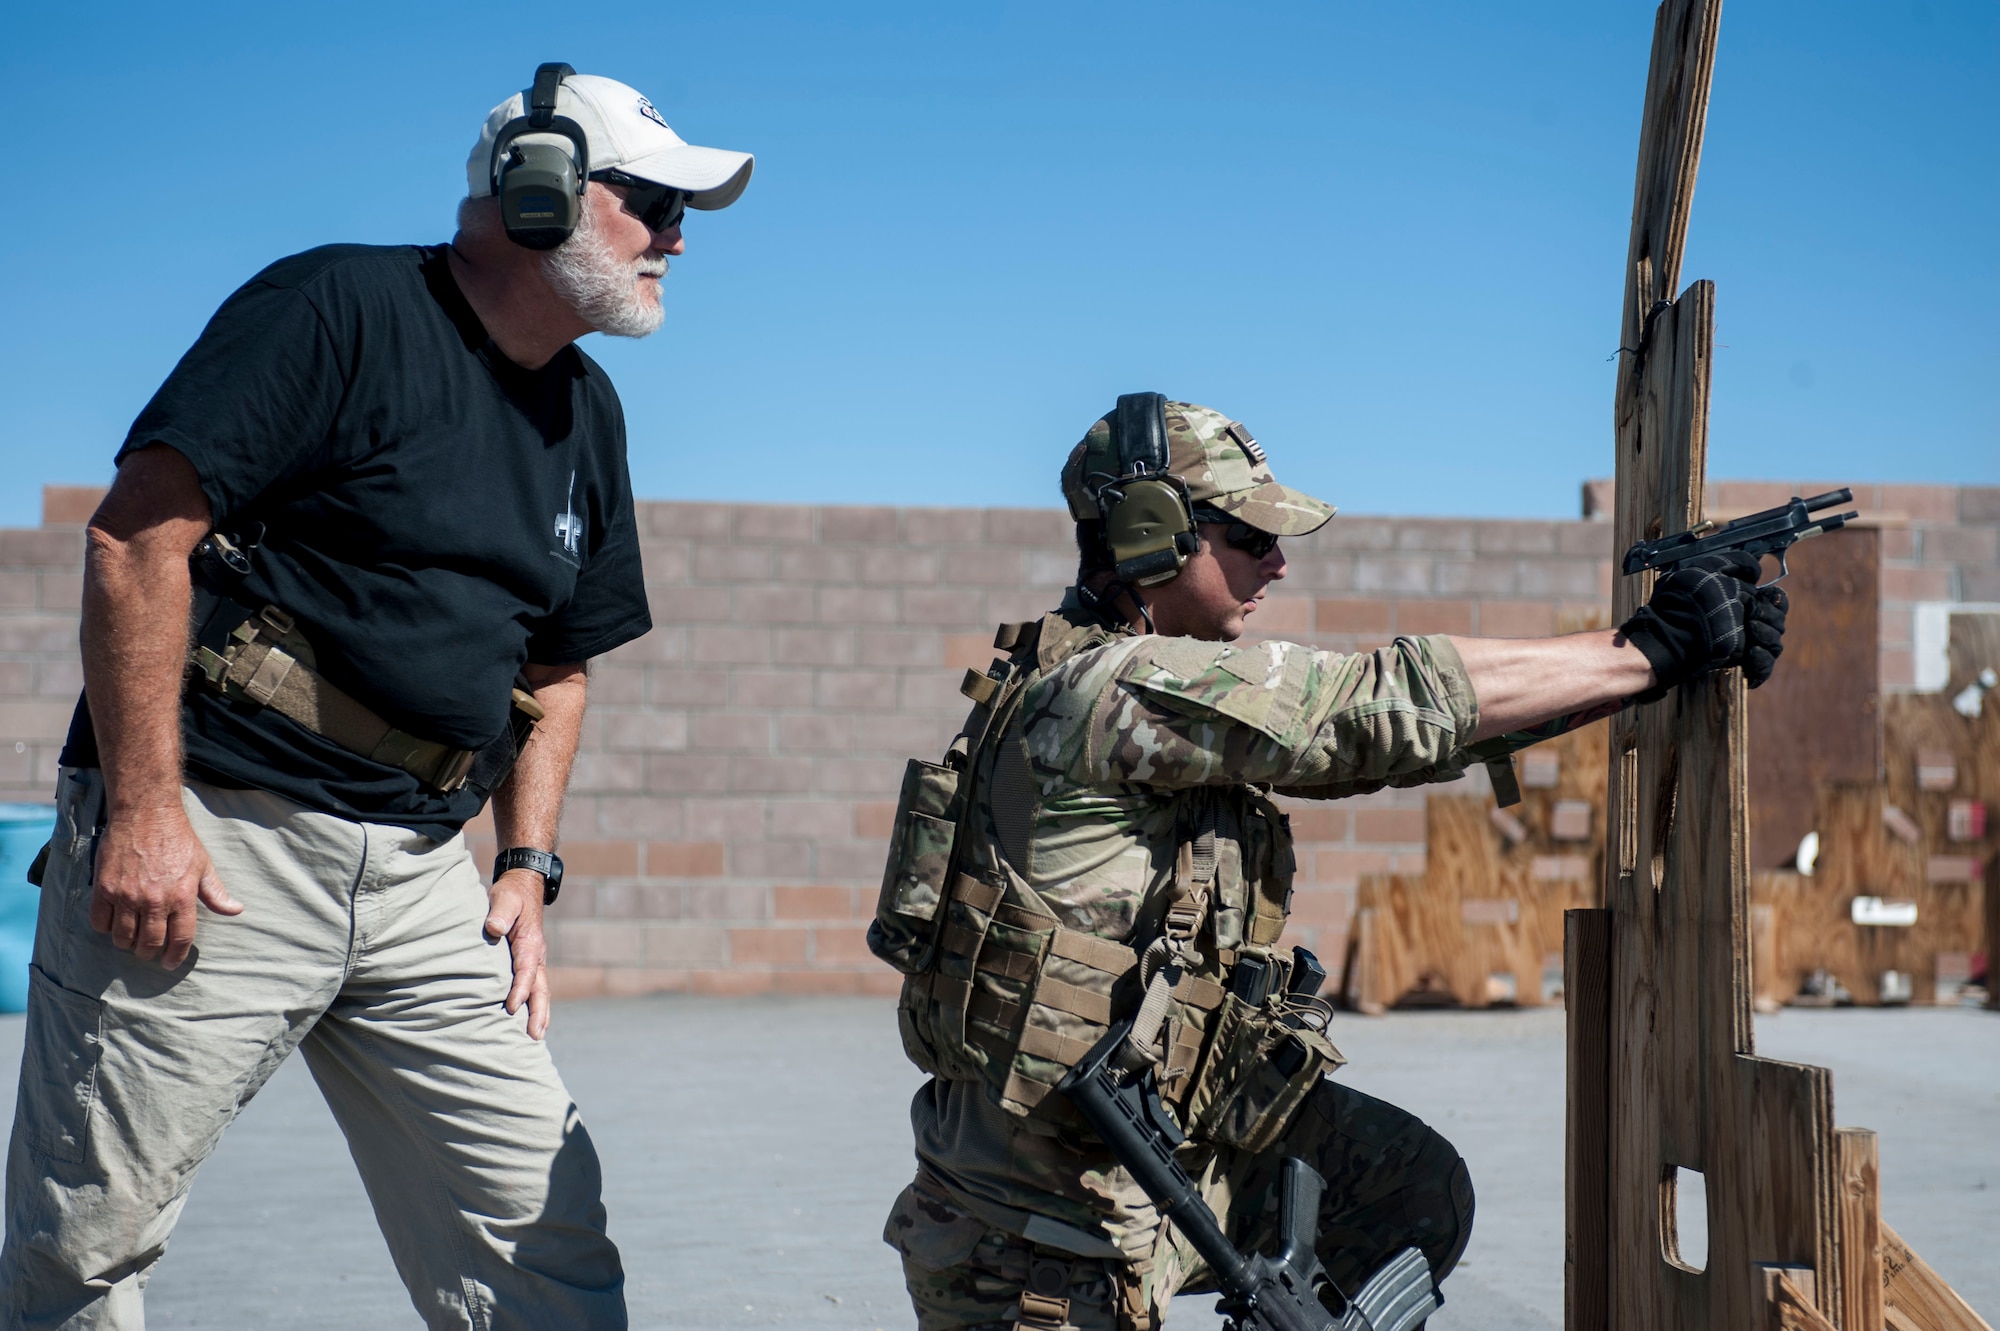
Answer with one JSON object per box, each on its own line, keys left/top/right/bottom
{"left": 873, "top": 405, "right": 1477, "bottom": 1330}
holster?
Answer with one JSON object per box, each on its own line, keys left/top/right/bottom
{"left": 184, "top": 529, "right": 540, "bottom": 797}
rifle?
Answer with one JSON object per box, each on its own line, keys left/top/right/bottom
{"left": 1620, "top": 487, "right": 1859, "bottom": 581}
{"left": 1055, "top": 1021, "right": 1441, "bottom": 1331}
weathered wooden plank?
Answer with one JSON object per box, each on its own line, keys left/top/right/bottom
{"left": 1615, "top": 0, "right": 1725, "bottom": 416}
{"left": 1565, "top": 907, "right": 1612, "bottom": 1331}
{"left": 1606, "top": 277, "right": 1733, "bottom": 1331}
{"left": 1835, "top": 1128, "right": 1882, "bottom": 1331}
{"left": 1881, "top": 1223, "right": 1995, "bottom": 1331}
{"left": 1762, "top": 1267, "right": 1838, "bottom": 1331}
{"left": 1734, "top": 1055, "right": 1840, "bottom": 1324}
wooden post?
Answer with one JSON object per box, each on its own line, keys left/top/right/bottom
{"left": 1834, "top": 1128, "right": 1882, "bottom": 1331}
{"left": 1565, "top": 908, "right": 1612, "bottom": 1329}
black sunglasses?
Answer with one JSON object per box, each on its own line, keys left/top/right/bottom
{"left": 1192, "top": 507, "right": 1281, "bottom": 559}
{"left": 588, "top": 170, "right": 689, "bottom": 233}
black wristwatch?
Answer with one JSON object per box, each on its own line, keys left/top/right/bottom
{"left": 494, "top": 848, "right": 564, "bottom": 906}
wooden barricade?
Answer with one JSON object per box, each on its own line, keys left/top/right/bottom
{"left": 1565, "top": 4, "right": 1989, "bottom": 1329}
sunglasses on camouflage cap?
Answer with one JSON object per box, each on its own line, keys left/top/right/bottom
{"left": 1191, "top": 505, "right": 1282, "bottom": 559}
{"left": 588, "top": 169, "right": 689, "bottom": 233}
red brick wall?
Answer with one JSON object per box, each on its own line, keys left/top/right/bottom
{"left": 485, "top": 502, "right": 1628, "bottom": 996}
{"left": 7, "top": 481, "right": 1995, "bottom": 994}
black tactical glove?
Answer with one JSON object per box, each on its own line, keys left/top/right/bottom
{"left": 1619, "top": 550, "right": 1788, "bottom": 701}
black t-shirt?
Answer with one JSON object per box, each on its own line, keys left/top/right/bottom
{"left": 60, "top": 244, "right": 652, "bottom": 837}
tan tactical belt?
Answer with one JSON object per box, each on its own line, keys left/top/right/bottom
{"left": 190, "top": 603, "right": 542, "bottom": 793}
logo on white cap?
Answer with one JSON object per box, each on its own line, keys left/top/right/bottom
{"left": 636, "top": 96, "right": 671, "bottom": 130}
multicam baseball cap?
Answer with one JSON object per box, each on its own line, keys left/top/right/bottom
{"left": 1061, "top": 400, "right": 1336, "bottom": 537}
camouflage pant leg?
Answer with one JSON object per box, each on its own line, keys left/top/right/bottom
{"left": 1209, "top": 1078, "right": 1475, "bottom": 1297}
{"left": 884, "top": 1179, "right": 1185, "bottom": 1331}
{"left": 887, "top": 1083, "right": 1470, "bottom": 1328}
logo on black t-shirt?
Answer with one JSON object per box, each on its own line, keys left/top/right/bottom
{"left": 552, "top": 470, "right": 584, "bottom": 567}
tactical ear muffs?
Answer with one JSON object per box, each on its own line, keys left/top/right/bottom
{"left": 1095, "top": 392, "right": 1199, "bottom": 587}
{"left": 490, "top": 62, "right": 590, "bottom": 250}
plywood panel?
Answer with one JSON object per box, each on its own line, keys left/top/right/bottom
{"left": 1753, "top": 684, "right": 1995, "bottom": 1004}
{"left": 1881, "top": 1224, "right": 1995, "bottom": 1331}
{"left": 1758, "top": 784, "right": 1984, "bottom": 1005}
{"left": 1746, "top": 526, "right": 1882, "bottom": 870}
{"left": 1347, "top": 720, "right": 1610, "bottom": 1010}
{"left": 1946, "top": 612, "right": 2000, "bottom": 697}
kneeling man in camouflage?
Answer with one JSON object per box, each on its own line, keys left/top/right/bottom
{"left": 871, "top": 395, "right": 1788, "bottom": 1329}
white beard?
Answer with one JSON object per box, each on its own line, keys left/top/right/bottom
{"left": 542, "top": 203, "right": 667, "bottom": 338}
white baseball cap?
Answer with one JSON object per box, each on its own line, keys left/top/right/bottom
{"left": 466, "top": 72, "right": 754, "bottom": 211}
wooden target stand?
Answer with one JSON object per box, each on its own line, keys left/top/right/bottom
{"left": 1561, "top": 4, "right": 1991, "bottom": 1329}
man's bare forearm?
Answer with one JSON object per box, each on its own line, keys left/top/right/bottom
{"left": 486, "top": 661, "right": 586, "bottom": 1038}
{"left": 1449, "top": 629, "right": 1655, "bottom": 743}
{"left": 492, "top": 662, "right": 588, "bottom": 852}
{"left": 80, "top": 445, "right": 241, "bottom": 965}
{"left": 84, "top": 448, "right": 213, "bottom": 818}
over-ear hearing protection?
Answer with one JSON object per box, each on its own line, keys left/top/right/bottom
{"left": 490, "top": 62, "right": 590, "bottom": 250}
{"left": 1094, "top": 392, "right": 1200, "bottom": 587}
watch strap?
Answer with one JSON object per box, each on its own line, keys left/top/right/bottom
{"left": 493, "top": 847, "right": 563, "bottom": 906}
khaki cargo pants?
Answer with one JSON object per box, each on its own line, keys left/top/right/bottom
{"left": 887, "top": 1079, "right": 1474, "bottom": 1331}
{"left": 0, "top": 769, "right": 626, "bottom": 1330}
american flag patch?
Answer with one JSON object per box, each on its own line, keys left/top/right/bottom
{"left": 1226, "top": 422, "right": 1265, "bottom": 465}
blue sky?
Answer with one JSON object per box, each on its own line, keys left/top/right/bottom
{"left": 1, "top": 1, "right": 1992, "bottom": 527}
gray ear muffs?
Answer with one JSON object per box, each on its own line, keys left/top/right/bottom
{"left": 1096, "top": 392, "right": 1199, "bottom": 587}
{"left": 490, "top": 62, "right": 590, "bottom": 250}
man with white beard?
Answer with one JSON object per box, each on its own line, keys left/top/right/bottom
{"left": 0, "top": 66, "right": 749, "bottom": 1330}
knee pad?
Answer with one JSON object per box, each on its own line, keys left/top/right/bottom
{"left": 1400, "top": 1125, "right": 1475, "bottom": 1281}
{"left": 1432, "top": 1154, "right": 1476, "bottom": 1279}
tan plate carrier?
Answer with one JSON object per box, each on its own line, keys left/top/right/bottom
{"left": 882, "top": 611, "right": 1340, "bottom": 1151}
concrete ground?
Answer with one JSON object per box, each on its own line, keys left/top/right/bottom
{"left": 1, "top": 999, "right": 1993, "bottom": 1329}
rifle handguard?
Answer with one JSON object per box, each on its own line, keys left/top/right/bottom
{"left": 1055, "top": 1023, "right": 1442, "bottom": 1331}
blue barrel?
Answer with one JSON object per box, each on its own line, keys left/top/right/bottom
{"left": 0, "top": 802, "right": 56, "bottom": 1012}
